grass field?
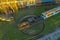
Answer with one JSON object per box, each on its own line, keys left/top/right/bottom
{"left": 0, "top": 5, "right": 60, "bottom": 40}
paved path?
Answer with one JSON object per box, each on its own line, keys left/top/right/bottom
{"left": 37, "top": 27, "right": 60, "bottom": 40}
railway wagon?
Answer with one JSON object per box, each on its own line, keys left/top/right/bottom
{"left": 41, "top": 6, "right": 60, "bottom": 19}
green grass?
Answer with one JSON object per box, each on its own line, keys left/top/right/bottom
{"left": 0, "top": 5, "right": 60, "bottom": 40}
